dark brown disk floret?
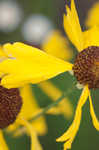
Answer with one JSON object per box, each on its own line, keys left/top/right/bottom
{"left": 73, "top": 46, "right": 99, "bottom": 89}
{"left": 0, "top": 83, "right": 22, "bottom": 129}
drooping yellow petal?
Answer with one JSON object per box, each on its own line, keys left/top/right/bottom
{"left": 0, "top": 131, "right": 9, "bottom": 150}
{"left": 56, "top": 85, "right": 89, "bottom": 150}
{"left": 0, "top": 42, "right": 73, "bottom": 88}
{"left": 83, "top": 26, "right": 99, "bottom": 49}
{"left": 85, "top": 2, "right": 99, "bottom": 27}
{"left": 89, "top": 90, "right": 99, "bottom": 130}
{"left": 18, "top": 118, "right": 43, "bottom": 150}
{"left": 64, "top": 0, "right": 83, "bottom": 51}
{"left": 7, "top": 85, "right": 47, "bottom": 135}
{"left": 39, "top": 81, "right": 73, "bottom": 119}
{"left": 42, "top": 30, "right": 72, "bottom": 60}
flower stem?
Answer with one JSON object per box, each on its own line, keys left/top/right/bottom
{"left": 29, "top": 93, "right": 66, "bottom": 122}
{"left": 29, "top": 85, "right": 76, "bottom": 122}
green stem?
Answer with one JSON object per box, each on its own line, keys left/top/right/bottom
{"left": 29, "top": 85, "right": 76, "bottom": 122}
{"left": 29, "top": 93, "right": 66, "bottom": 122}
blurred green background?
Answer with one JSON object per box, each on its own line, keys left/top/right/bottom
{"left": 0, "top": 0, "right": 99, "bottom": 150}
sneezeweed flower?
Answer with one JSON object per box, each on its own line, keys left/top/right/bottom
{"left": 0, "top": 48, "right": 47, "bottom": 150}
{"left": 0, "top": 24, "right": 73, "bottom": 150}
{"left": 85, "top": 2, "right": 99, "bottom": 27}
{"left": 1, "top": 0, "right": 99, "bottom": 150}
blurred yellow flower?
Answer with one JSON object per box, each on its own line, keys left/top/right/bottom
{"left": 85, "top": 2, "right": 99, "bottom": 27}
{"left": 0, "top": 28, "right": 73, "bottom": 150}
{"left": 42, "top": 30, "right": 72, "bottom": 60}
{"left": 0, "top": 0, "right": 99, "bottom": 150}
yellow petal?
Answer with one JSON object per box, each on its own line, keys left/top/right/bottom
{"left": 7, "top": 85, "right": 47, "bottom": 135}
{"left": 0, "top": 131, "right": 9, "bottom": 150}
{"left": 89, "top": 90, "right": 99, "bottom": 130}
{"left": 56, "top": 85, "right": 89, "bottom": 150}
{"left": 0, "top": 46, "right": 8, "bottom": 77}
{"left": 0, "top": 42, "right": 73, "bottom": 88}
{"left": 39, "top": 81, "right": 73, "bottom": 119}
{"left": 30, "top": 116, "right": 47, "bottom": 136}
{"left": 19, "top": 85, "right": 47, "bottom": 135}
{"left": 19, "top": 119, "right": 43, "bottom": 150}
{"left": 83, "top": 26, "right": 99, "bottom": 49}
{"left": 42, "top": 30, "right": 72, "bottom": 60}
{"left": 0, "top": 46, "right": 7, "bottom": 58}
{"left": 19, "top": 85, "right": 41, "bottom": 119}
{"left": 64, "top": 0, "right": 83, "bottom": 51}
{"left": 85, "top": 2, "right": 99, "bottom": 27}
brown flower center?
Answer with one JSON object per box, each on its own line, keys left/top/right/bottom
{"left": 73, "top": 46, "right": 99, "bottom": 89}
{"left": 0, "top": 84, "right": 22, "bottom": 129}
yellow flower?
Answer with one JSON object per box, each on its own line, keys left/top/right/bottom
{"left": 0, "top": 0, "right": 99, "bottom": 150}
{"left": 85, "top": 2, "right": 99, "bottom": 27}
{"left": 0, "top": 29, "right": 73, "bottom": 150}
{"left": 0, "top": 78, "right": 47, "bottom": 150}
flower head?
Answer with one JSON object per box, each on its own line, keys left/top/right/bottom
{"left": 0, "top": 85, "right": 22, "bottom": 128}
{"left": 73, "top": 46, "right": 99, "bottom": 88}
{"left": 0, "top": 72, "right": 47, "bottom": 150}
